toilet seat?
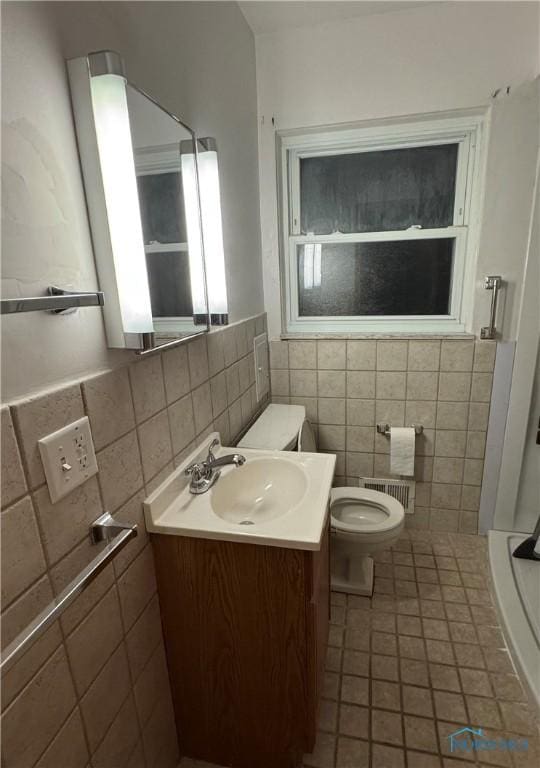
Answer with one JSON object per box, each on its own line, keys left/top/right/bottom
{"left": 330, "top": 487, "right": 404, "bottom": 537}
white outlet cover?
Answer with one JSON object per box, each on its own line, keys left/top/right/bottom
{"left": 254, "top": 332, "right": 269, "bottom": 402}
{"left": 38, "top": 416, "right": 98, "bottom": 503}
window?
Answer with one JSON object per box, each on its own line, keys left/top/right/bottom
{"left": 135, "top": 145, "right": 194, "bottom": 333}
{"left": 280, "top": 115, "right": 483, "bottom": 333}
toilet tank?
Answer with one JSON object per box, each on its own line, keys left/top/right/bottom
{"left": 298, "top": 419, "right": 317, "bottom": 452}
{"left": 237, "top": 404, "right": 306, "bottom": 451}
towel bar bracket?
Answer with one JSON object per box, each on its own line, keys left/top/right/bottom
{"left": 91, "top": 512, "right": 137, "bottom": 543}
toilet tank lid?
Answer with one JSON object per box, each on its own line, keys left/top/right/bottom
{"left": 237, "top": 404, "right": 306, "bottom": 450}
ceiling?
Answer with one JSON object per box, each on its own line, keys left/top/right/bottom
{"left": 238, "top": 1, "right": 431, "bottom": 35}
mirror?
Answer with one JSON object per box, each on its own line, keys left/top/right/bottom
{"left": 67, "top": 51, "right": 211, "bottom": 352}
{"left": 126, "top": 85, "right": 209, "bottom": 346}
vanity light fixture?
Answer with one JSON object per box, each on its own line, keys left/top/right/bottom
{"left": 67, "top": 51, "right": 154, "bottom": 349}
{"left": 181, "top": 138, "right": 228, "bottom": 325}
{"left": 180, "top": 146, "right": 209, "bottom": 324}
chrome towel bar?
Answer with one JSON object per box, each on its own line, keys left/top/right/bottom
{"left": 0, "top": 513, "right": 136, "bottom": 674}
{"left": 1, "top": 286, "right": 105, "bottom": 315}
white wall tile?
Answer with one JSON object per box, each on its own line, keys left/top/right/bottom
{"left": 347, "top": 371, "right": 376, "bottom": 399}
{"left": 440, "top": 341, "right": 474, "bottom": 372}
{"left": 473, "top": 341, "right": 496, "bottom": 372}
{"left": 318, "top": 340, "right": 346, "bottom": 370}
{"left": 168, "top": 395, "right": 195, "bottom": 455}
{"left": 269, "top": 340, "right": 289, "bottom": 369}
{"left": 161, "top": 345, "right": 191, "bottom": 405}
{"left": 12, "top": 384, "right": 85, "bottom": 489}
{"left": 435, "top": 402, "right": 469, "bottom": 431}
{"left": 83, "top": 369, "right": 135, "bottom": 451}
{"left": 289, "top": 340, "right": 317, "bottom": 369}
{"left": 318, "top": 398, "right": 346, "bottom": 425}
{"left": 187, "top": 337, "right": 209, "bottom": 389}
{"left": 437, "top": 372, "right": 471, "bottom": 402}
{"left": 1, "top": 407, "right": 27, "bottom": 508}
{"left": 376, "top": 341, "right": 408, "bottom": 371}
{"left": 406, "top": 372, "right": 438, "bottom": 401}
{"left": 1, "top": 496, "right": 46, "bottom": 606}
{"left": 408, "top": 341, "right": 440, "bottom": 372}
{"left": 318, "top": 370, "right": 346, "bottom": 398}
{"left": 137, "top": 411, "right": 173, "bottom": 483}
{"left": 376, "top": 372, "right": 406, "bottom": 400}
{"left": 347, "top": 399, "right": 375, "bottom": 426}
{"left": 346, "top": 341, "right": 376, "bottom": 370}
{"left": 129, "top": 357, "right": 166, "bottom": 424}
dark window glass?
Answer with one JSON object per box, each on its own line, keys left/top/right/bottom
{"left": 300, "top": 144, "right": 458, "bottom": 235}
{"left": 146, "top": 252, "right": 192, "bottom": 317}
{"left": 297, "top": 239, "right": 454, "bottom": 316}
{"left": 137, "top": 172, "right": 187, "bottom": 244}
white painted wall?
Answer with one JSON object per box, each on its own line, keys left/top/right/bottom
{"left": 1, "top": 1, "right": 263, "bottom": 401}
{"left": 473, "top": 79, "right": 540, "bottom": 340}
{"left": 255, "top": 1, "right": 540, "bottom": 338}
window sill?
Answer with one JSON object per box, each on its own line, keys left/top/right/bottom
{"left": 280, "top": 331, "right": 477, "bottom": 341}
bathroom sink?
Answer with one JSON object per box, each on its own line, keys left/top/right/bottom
{"left": 143, "top": 432, "right": 336, "bottom": 550}
{"left": 210, "top": 457, "right": 308, "bottom": 524}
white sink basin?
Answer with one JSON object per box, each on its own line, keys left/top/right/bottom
{"left": 211, "top": 457, "right": 308, "bottom": 524}
{"left": 143, "top": 432, "right": 336, "bottom": 551}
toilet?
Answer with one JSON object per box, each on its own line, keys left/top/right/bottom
{"left": 238, "top": 404, "right": 405, "bottom": 595}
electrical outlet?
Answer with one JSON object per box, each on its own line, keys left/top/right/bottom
{"left": 38, "top": 416, "right": 98, "bottom": 503}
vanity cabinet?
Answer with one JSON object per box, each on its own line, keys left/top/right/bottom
{"left": 152, "top": 516, "right": 330, "bottom": 768}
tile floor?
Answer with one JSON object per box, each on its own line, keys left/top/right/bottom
{"left": 180, "top": 530, "right": 539, "bottom": 768}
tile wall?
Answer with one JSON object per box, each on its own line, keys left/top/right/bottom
{"left": 270, "top": 338, "right": 496, "bottom": 535}
{"left": 0, "top": 313, "right": 268, "bottom": 768}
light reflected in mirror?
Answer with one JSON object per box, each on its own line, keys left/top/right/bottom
{"left": 126, "top": 85, "right": 208, "bottom": 346}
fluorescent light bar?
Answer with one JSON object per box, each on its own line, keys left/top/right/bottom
{"left": 90, "top": 74, "right": 153, "bottom": 335}
{"left": 67, "top": 52, "right": 154, "bottom": 348}
{"left": 180, "top": 149, "right": 208, "bottom": 318}
{"left": 197, "top": 140, "right": 228, "bottom": 322}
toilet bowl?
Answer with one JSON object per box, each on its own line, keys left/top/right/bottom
{"left": 238, "top": 404, "right": 406, "bottom": 595}
{"left": 330, "top": 486, "right": 404, "bottom": 595}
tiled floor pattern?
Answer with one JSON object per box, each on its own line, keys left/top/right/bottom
{"left": 180, "top": 531, "right": 539, "bottom": 768}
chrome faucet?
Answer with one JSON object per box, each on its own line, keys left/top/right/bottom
{"left": 185, "top": 438, "right": 246, "bottom": 494}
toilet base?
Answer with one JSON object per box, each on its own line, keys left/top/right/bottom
{"left": 331, "top": 554, "right": 374, "bottom": 596}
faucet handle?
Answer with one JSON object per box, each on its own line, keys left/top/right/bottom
{"left": 185, "top": 462, "right": 204, "bottom": 480}
{"left": 206, "top": 438, "right": 220, "bottom": 463}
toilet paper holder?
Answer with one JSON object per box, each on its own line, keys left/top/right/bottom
{"left": 377, "top": 423, "right": 423, "bottom": 436}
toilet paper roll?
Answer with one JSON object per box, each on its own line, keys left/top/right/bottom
{"left": 390, "top": 427, "right": 415, "bottom": 476}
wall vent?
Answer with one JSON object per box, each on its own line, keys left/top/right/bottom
{"left": 358, "top": 478, "right": 416, "bottom": 514}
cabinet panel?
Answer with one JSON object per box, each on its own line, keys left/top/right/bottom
{"left": 305, "top": 517, "right": 330, "bottom": 750}
{"left": 152, "top": 534, "right": 322, "bottom": 768}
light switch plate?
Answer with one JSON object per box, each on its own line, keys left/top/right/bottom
{"left": 38, "top": 416, "right": 98, "bottom": 502}
{"left": 254, "top": 332, "right": 269, "bottom": 402}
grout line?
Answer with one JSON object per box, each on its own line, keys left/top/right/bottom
{"left": 29, "top": 702, "right": 87, "bottom": 768}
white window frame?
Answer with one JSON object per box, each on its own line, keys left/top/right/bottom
{"left": 279, "top": 113, "right": 485, "bottom": 334}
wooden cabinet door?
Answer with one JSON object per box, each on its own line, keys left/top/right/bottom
{"left": 305, "top": 514, "right": 330, "bottom": 749}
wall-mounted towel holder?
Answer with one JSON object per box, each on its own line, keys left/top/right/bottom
{"left": 0, "top": 512, "right": 136, "bottom": 673}
{"left": 377, "top": 423, "right": 423, "bottom": 437}
{"left": 480, "top": 275, "right": 502, "bottom": 340}
{"left": 1, "top": 286, "right": 104, "bottom": 315}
